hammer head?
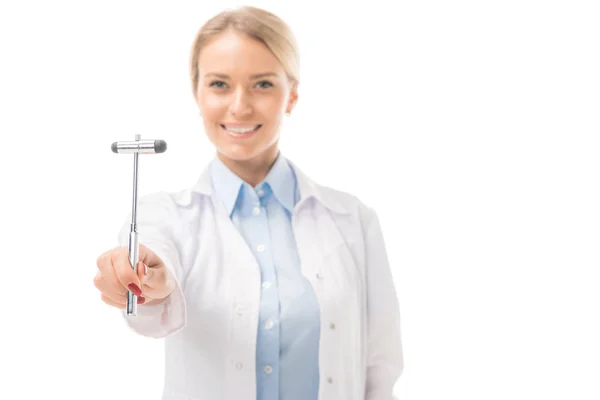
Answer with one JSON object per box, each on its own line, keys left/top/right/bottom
{"left": 111, "top": 139, "right": 167, "bottom": 154}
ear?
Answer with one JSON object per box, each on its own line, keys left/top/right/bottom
{"left": 286, "top": 81, "right": 299, "bottom": 114}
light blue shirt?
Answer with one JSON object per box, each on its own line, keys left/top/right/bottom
{"left": 210, "top": 152, "right": 320, "bottom": 400}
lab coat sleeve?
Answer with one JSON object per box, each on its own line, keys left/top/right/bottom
{"left": 363, "top": 206, "right": 404, "bottom": 400}
{"left": 117, "top": 192, "right": 187, "bottom": 339}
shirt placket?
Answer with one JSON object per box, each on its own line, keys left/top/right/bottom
{"left": 247, "top": 191, "right": 281, "bottom": 399}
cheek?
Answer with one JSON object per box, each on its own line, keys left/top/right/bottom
{"left": 254, "top": 94, "right": 287, "bottom": 117}
{"left": 200, "top": 96, "right": 223, "bottom": 117}
{"left": 198, "top": 88, "right": 288, "bottom": 120}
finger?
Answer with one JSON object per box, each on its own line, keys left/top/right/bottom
{"left": 136, "top": 261, "right": 148, "bottom": 284}
{"left": 94, "top": 272, "right": 127, "bottom": 302}
{"left": 136, "top": 256, "right": 164, "bottom": 289}
{"left": 94, "top": 271, "right": 146, "bottom": 307}
{"left": 140, "top": 263, "right": 166, "bottom": 294}
{"left": 102, "top": 289, "right": 127, "bottom": 305}
{"left": 137, "top": 262, "right": 161, "bottom": 293}
{"left": 94, "top": 266, "right": 127, "bottom": 299}
{"left": 96, "top": 246, "right": 120, "bottom": 269}
{"left": 100, "top": 293, "right": 145, "bottom": 309}
{"left": 137, "top": 261, "right": 159, "bottom": 297}
{"left": 111, "top": 247, "right": 141, "bottom": 294}
{"left": 101, "top": 293, "right": 125, "bottom": 309}
{"left": 138, "top": 243, "right": 163, "bottom": 268}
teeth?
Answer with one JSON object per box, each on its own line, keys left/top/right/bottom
{"left": 224, "top": 125, "right": 259, "bottom": 133}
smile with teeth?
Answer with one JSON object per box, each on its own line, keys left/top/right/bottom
{"left": 221, "top": 124, "right": 262, "bottom": 137}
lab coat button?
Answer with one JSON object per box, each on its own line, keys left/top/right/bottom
{"left": 257, "top": 244, "right": 266, "bottom": 252}
{"left": 262, "top": 281, "right": 272, "bottom": 289}
{"left": 265, "top": 319, "right": 274, "bottom": 330}
{"left": 327, "top": 376, "right": 333, "bottom": 384}
{"left": 330, "top": 323, "right": 336, "bottom": 329}
{"left": 236, "top": 362, "right": 243, "bottom": 369}
{"left": 316, "top": 271, "right": 324, "bottom": 279}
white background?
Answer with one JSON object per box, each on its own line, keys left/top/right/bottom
{"left": 0, "top": 0, "right": 598, "bottom": 399}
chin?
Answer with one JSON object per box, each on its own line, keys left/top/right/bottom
{"left": 219, "top": 140, "right": 280, "bottom": 162}
{"left": 217, "top": 145, "right": 262, "bottom": 161}
{"left": 208, "top": 126, "right": 279, "bottom": 159}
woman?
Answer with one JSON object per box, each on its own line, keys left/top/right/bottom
{"left": 94, "top": 5, "right": 403, "bottom": 400}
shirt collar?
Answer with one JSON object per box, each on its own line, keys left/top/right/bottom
{"left": 208, "top": 151, "right": 297, "bottom": 217}
{"left": 262, "top": 152, "right": 297, "bottom": 213}
{"left": 208, "top": 155, "right": 244, "bottom": 218}
{"left": 174, "top": 153, "right": 350, "bottom": 215}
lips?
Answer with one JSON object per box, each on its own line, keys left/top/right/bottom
{"left": 220, "top": 124, "right": 262, "bottom": 132}
{"left": 220, "top": 124, "right": 262, "bottom": 139}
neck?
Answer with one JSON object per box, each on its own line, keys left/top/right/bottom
{"left": 217, "top": 146, "right": 279, "bottom": 187}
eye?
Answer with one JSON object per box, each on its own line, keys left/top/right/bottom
{"left": 256, "top": 80, "right": 274, "bottom": 89}
{"left": 209, "top": 80, "right": 227, "bottom": 88}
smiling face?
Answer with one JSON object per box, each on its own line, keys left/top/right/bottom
{"left": 194, "top": 29, "right": 298, "bottom": 169}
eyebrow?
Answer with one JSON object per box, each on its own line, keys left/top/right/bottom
{"left": 204, "top": 72, "right": 278, "bottom": 79}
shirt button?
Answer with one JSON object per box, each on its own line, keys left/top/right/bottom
{"left": 265, "top": 319, "right": 274, "bottom": 330}
{"left": 262, "top": 281, "right": 272, "bottom": 289}
{"left": 236, "top": 362, "right": 243, "bottom": 369}
{"left": 264, "top": 365, "right": 272, "bottom": 374}
{"left": 327, "top": 376, "right": 333, "bottom": 384}
{"left": 252, "top": 206, "right": 261, "bottom": 216}
{"left": 257, "top": 188, "right": 265, "bottom": 197}
{"left": 257, "top": 244, "right": 266, "bottom": 252}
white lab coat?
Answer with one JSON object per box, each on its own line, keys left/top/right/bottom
{"left": 118, "top": 158, "right": 403, "bottom": 400}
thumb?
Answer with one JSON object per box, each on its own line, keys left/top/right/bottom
{"left": 136, "top": 261, "right": 149, "bottom": 284}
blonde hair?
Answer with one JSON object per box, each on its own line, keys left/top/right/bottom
{"left": 189, "top": 5, "right": 300, "bottom": 96}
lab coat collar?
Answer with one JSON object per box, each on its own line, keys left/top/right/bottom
{"left": 209, "top": 151, "right": 297, "bottom": 217}
{"left": 174, "top": 155, "right": 350, "bottom": 215}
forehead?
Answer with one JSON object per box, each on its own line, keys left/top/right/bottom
{"left": 198, "top": 30, "right": 283, "bottom": 75}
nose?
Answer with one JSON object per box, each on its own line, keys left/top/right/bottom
{"left": 229, "top": 87, "right": 253, "bottom": 117}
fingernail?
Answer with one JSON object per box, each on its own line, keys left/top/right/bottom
{"left": 138, "top": 296, "right": 146, "bottom": 304}
{"left": 138, "top": 261, "right": 147, "bottom": 276}
{"left": 128, "top": 283, "right": 142, "bottom": 297}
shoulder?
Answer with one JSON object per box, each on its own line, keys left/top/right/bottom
{"left": 288, "top": 157, "right": 375, "bottom": 222}
{"left": 314, "top": 183, "right": 378, "bottom": 229}
{"left": 318, "top": 184, "right": 366, "bottom": 211}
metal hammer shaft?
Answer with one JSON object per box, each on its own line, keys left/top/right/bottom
{"left": 112, "top": 134, "right": 167, "bottom": 316}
